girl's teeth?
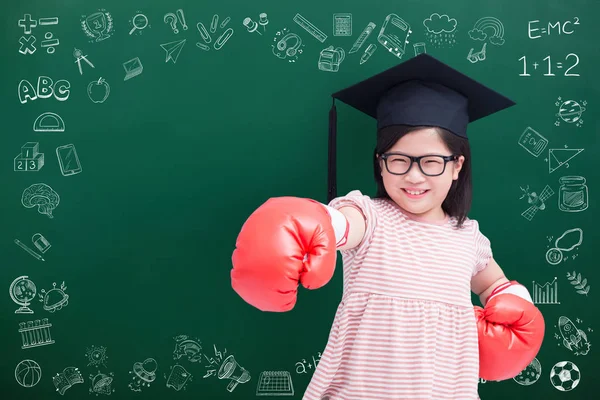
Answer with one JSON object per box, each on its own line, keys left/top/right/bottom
{"left": 406, "top": 190, "right": 425, "bottom": 195}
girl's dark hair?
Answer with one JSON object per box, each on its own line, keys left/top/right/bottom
{"left": 372, "top": 125, "right": 472, "bottom": 229}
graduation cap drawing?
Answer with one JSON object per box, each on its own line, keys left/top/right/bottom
{"left": 327, "top": 53, "right": 516, "bottom": 202}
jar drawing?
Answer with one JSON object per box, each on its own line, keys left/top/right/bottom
{"left": 559, "top": 176, "right": 588, "bottom": 212}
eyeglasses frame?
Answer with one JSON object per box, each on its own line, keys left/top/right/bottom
{"left": 379, "top": 152, "right": 459, "bottom": 177}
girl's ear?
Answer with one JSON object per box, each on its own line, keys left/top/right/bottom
{"left": 452, "top": 155, "right": 465, "bottom": 180}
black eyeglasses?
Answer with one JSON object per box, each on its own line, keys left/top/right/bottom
{"left": 379, "top": 152, "right": 458, "bottom": 176}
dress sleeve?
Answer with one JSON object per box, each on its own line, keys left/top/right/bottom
{"left": 472, "top": 219, "right": 493, "bottom": 277}
{"left": 327, "top": 190, "right": 378, "bottom": 257}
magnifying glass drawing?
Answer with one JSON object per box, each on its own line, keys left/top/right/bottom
{"left": 129, "top": 14, "right": 149, "bottom": 35}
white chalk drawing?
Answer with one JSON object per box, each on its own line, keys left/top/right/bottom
{"left": 349, "top": 22, "right": 376, "bottom": 54}
{"left": 81, "top": 10, "right": 114, "bottom": 42}
{"left": 518, "top": 127, "right": 548, "bottom": 157}
{"left": 15, "top": 360, "right": 42, "bottom": 387}
{"left": 519, "top": 184, "right": 554, "bottom": 221}
{"left": 295, "top": 351, "right": 322, "bottom": 374}
{"left": 513, "top": 358, "right": 542, "bottom": 386}
{"left": 164, "top": 9, "right": 188, "bottom": 34}
{"left": 546, "top": 228, "right": 583, "bottom": 265}
{"left": 86, "top": 345, "right": 109, "bottom": 368}
{"left": 378, "top": 14, "right": 412, "bottom": 59}
{"left": 15, "top": 234, "right": 50, "bottom": 261}
{"left": 293, "top": 13, "right": 327, "bottom": 42}
{"left": 272, "top": 28, "right": 304, "bottom": 63}
{"left": 195, "top": 14, "right": 234, "bottom": 51}
{"left": 333, "top": 13, "right": 352, "bottom": 36}
{"left": 566, "top": 271, "right": 590, "bottom": 296}
{"left": 173, "top": 335, "right": 203, "bottom": 363}
{"left": 38, "top": 281, "right": 69, "bottom": 312}
{"left": 89, "top": 370, "right": 115, "bottom": 395}
{"left": 19, "top": 319, "right": 55, "bottom": 349}
{"left": 243, "top": 13, "right": 269, "bottom": 36}
{"left": 528, "top": 17, "right": 580, "bottom": 39}
{"left": 21, "top": 183, "right": 60, "bottom": 218}
{"left": 468, "top": 16, "right": 505, "bottom": 45}
{"left": 558, "top": 176, "right": 588, "bottom": 212}
{"left": 423, "top": 13, "right": 457, "bottom": 48}
{"left": 123, "top": 57, "right": 143, "bottom": 80}
{"left": 413, "top": 42, "right": 427, "bottom": 55}
{"left": 129, "top": 358, "right": 158, "bottom": 392}
{"left": 161, "top": 39, "right": 186, "bottom": 63}
{"left": 555, "top": 97, "right": 586, "bottom": 127}
{"left": 360, "top": 43, "right": 377, "bottom": 65}
{"left": 548, "top": 148, "right": 584, "bottom": 173}
{"left": 532, "top": 278, "right": 560, "bottom": 305}
{"left": 73, "top": 48, "right": 95, "bottom": 75}
{"left": 18, "top": 14, "right": 59, "bottom": 55}
{"left": 550, "top": 361, "right": 580, "bottom": 391}
{"left": 519, "top": 54, "right": 581, "bottom": 78}
{"left": 10, "top": 275, "right": 37, "bottom": 313}
{"left": 555, "top": 316, "right": 592, "bottom": 355}
{"left": 34, "top": 111, "right": 65, "bottom": 132}
{"left": 129, "top": 13, "right": 149, "bottom": 35}
{"left": 18, "top": 77, "right": 71, "bottom": 104}
{"left": 53, "top": 367, "right": 84, "bottom": 395}
{"left": 318, "top": 46, "right": 345, "bottom": 72}
{"left": 211, "top": 351, "right": 251, "bottom": 392}
{"left": 87, "top": 77, "right": 110, "bottom": 103}
{"left": 256, "top": 371, "right": 294, "bottom": 396}
{"left": 165, "top": 364, "right": 192, "bottom": 391}
{"left": 56, "top": 144, "right": 83, "bottom": 176}
{"left": 467, "top": 43, "right": 486, "bottom": 63}
{"left": 14, "top": 142, "right": 44, "bottom": 172}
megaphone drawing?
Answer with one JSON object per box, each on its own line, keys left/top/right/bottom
{"left": 218, "top": 355, "right": 251, "bottom": 392}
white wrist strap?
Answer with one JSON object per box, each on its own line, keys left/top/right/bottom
{"left": 323, "top": 205, "right": 350, "bottom": 247}
{"left": 489, "top": 281, "right": 533, "bottom": 304}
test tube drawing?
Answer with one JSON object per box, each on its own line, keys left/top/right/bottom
{"left": 19, "top": 319, "right": 55, "bottom": 349}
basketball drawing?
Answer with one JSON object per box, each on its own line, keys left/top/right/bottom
{"left": 15, "top": 359, "right": 42, "bottom": 387}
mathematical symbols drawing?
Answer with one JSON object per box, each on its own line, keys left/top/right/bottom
{"left": 19, "top": 319, "right": 55, "bottom": 349}
{"left": 164, "top": 9, "right": 188, "bottom": 34}
{"left": 165, "top": 364, "right": 192, "bottom": 391}
{"left": 73, "top": 48, "right": 94, "bottom": 75}
{"left": 129, "top": 358, "right": 158, "bottom": 392}
{"left": 547, "top": 147, "right": 584, "bottom": 173}
{"left": 295, "top": 351, "right": 322, "bottom": 374}
{"left": 10, "top": 275, "right": 37, "bottom": 313}
{"left": 519, "top": 184, "right": 554, "bottom": 221}
{"left": 88, "top": 78, "right": 110, "bottom": 103}
{"left": 423, "top": 13, "right": 457, "bottom": 48}
{"left": 81, "top": 10, "right": 114, "bottom": 42}
{"left": 53, "top": 367, "right": 84, "bottom": 395}
{"left": 468, "top": 16, "right": 505, "bottom": 45}
{"left": 546, "top": 228, "right": 582, "bottom": 265}
{"left": 243, "top": 13, "right": 269, "bottom": 36}
{"left": 18, "top": 14, "right": 59, "bottom": 55}
{"left": 14, "top": 234, "right": 50, "bottom": 261}
{"left": 566, "top": 271, "right": 591, "bottom": 297}
{"left": 550, "top": 361, "right": 580, "bottom": 392}
{"left": 89, "top": 370, "right": 115, "bottom": 395}
{"left": 513, "top": 358, "right": 542, "bottom": 386}
{"left": 39, "top": 281, "right": 69, "bottom": 313}
{"left": 21, "top": 183, "right": 60, "bottom": 219}
{"left": 15, "top": 359, "right": 42, "bottom": 387}
{"left": 555, "top": 97, "right": 586, "bottom": 127}
{"left": 86, "top": 345, "right": 109, "bottom": 368}
{"left": 14, "top": 142, "right": 44, "bottom": 172}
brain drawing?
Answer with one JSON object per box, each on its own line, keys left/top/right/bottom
{"left": 21, "top": 183, "right": 60, "bottom": 218}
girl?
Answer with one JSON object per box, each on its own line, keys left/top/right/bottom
{"left": 231, "top": 54, "right": 545, "bottom": 399}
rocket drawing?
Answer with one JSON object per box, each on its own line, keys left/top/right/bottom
{"left": 558, "top": 316, "right": 591, "bottom": 356}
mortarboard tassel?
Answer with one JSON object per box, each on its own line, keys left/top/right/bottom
{"left": 328, "top": 97, "right": 337, "bottom": 203}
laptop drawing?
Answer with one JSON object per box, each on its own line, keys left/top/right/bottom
{"left": 123, "top": 57, "right": 143, "bottom": 81}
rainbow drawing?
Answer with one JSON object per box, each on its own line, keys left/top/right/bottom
{"left": 469, "top": 17, "right": 505, "bottom": 45}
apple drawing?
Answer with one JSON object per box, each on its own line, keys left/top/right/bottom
{"left": 87, "top": 77, "right": 110, "bottom": 103}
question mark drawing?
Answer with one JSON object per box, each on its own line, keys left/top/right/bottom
{"left": 164, "top": 13, "right": 179, "bottom": 34}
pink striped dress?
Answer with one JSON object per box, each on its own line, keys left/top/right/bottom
{"left": 303, "top": 190, "right": 492, "bottom": 400}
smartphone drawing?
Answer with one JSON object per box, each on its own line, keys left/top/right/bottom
{"left": 56, "top": 144, "right": 82, "bottom": 176}
{"left": 377, "top": 14, "right": 411, "bottom": 59}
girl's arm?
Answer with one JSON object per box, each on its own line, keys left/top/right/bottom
{"left": 471, "top": 256, "right": 509, "bottom": 305}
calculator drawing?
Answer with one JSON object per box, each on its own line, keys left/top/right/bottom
{"left": 333, "top": 13, "right": 352, "bottom": 36}
{"left": 56, "top": 144, "right": 82, "bottom": 176}
{"left": 256, "top": 371, "right": 294, "bottom": 396}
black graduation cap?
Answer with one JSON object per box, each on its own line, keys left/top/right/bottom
{"left": 327, "top": 53, "right": 516, "bottom": 202}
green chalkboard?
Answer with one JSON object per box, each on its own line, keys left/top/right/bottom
{"left": 1, "top": 0, "right": 598, "bottom": 399}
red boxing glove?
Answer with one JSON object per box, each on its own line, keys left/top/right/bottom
{"left": 231, "top": 197, "right": 340, "bottom": 312}
{"left": 475, "top": 280, "right": 545, "bottom": 381}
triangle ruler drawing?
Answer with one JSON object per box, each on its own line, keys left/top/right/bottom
{"left": 548, "top": 148, "right": 584, "bottom": 173}
{"left": 160, "top": 39, "right": 186, "bottom": 64}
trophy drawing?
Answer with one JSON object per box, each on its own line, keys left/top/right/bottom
{"left": 81, "top": 11, "right": 114, "bottom": 42}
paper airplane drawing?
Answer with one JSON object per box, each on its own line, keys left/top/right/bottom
{"left": 548, "top": 148, "right": 584, "bottom": 173}
{"left": 160, "top": 39, "right": 186, "bottom": 64}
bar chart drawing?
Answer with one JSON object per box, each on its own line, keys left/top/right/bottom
{"left": 532, "top": 278, "right": 560, "bottom": 304}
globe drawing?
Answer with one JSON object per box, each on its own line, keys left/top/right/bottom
{"left": 10, "top": 275, "right": 37, "bottom": 314}
{"left": 556, "top": 100, "right": 585, "bottom": 123}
